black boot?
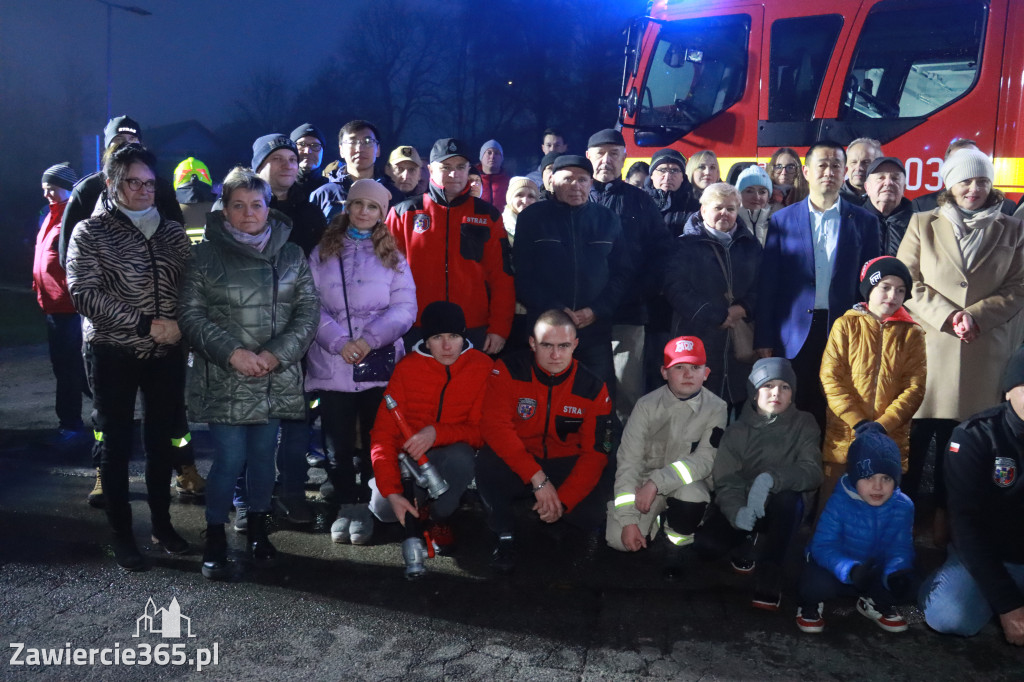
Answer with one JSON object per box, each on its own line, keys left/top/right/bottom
{"left": 112, "top": 532, "right": 146, "bottom": 572}
{"left": 151, "top": 520, "right": 190, "bottom": 555}
{"left": 248, "top": 512, "right": 277, "bottom": 561}
{"left": 201, "top": 524, "right": 230, "bottom": 580}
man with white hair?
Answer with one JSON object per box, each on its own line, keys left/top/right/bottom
{"left": 863, "top": 157, "right": 913, "bottom": 256}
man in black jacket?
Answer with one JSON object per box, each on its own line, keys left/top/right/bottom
{"left": 586, "top": 129, "right": 670, "bottom": 420}
{"left": 513, "top": 155, "right": 632, "bottom": 398}
{"left": 921, "top": 348, "right": 1024, "bottom": 646}
{"left": 58, "top": 115, "right": 183, "bottom": 267}
{"left": 247, "top": 133, "right": 328, "bottom": 523}
{"left": 58, "top": 115, "right": 193, "bottom": 508}
{"left": 290, "top": 122, "right": 329, "bottom": 198}
{"left": 251, "top": 134, "right": 326, "bottom": 258}
{"left": 862, "top": 157, "right": 913, "bottom": 256}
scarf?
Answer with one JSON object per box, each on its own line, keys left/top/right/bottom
{"left": 346, "top": 226, "right": 373, "bottom": 241}
{"left": 704, "top": 222, "right": 735, "bottom": 246}
{"left": 501, "top": 207, "right": 518, "bottom": 243}
{"left": 118, "top": 205, "right": 160, "bottom": 240}
{"left": 940, "top": 202, "right": 1001, "bottom": 268}
{"left": 223, "top": 220, "right": 272, "bottom": 252}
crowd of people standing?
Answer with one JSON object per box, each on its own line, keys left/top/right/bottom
{"left": 30, "top": 114, "right": 1024, "bottom": 645}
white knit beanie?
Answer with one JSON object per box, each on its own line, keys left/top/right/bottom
{"left": 940, "top": 148, "right": 994, "bottom": 188}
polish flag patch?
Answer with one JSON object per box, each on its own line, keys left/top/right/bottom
{"left": 949, "top": 442, "right": 960, "bottom": 453}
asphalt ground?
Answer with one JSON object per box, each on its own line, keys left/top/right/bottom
{"left": 2, "top": 343, "right": 1023, "bottom": 680}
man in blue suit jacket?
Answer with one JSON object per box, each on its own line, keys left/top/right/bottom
{"left": 754, "top": 141, "right": 882, "bottom": 429}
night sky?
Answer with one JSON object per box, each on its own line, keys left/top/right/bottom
{"left": 0, "top": 0, "right": 645, "bottom": 277}
{"left": 3, "top": 0, "right": 362, "bottom": 126}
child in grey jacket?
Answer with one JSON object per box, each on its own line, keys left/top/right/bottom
{"left": 698, "top": 357, "right": 823, "bottom": 610}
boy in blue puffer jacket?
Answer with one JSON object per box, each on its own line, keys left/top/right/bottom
{"left": 795, "top": 430, "right": 917, "bottom": 633}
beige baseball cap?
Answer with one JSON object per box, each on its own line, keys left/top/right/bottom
{"left": 388, "top": 145, "right": 422, "bottom": 167}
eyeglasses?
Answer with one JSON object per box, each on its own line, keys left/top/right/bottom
{"left": 342, "top": 136, "right": 378, "bottom": 149}
{"left": 296, "top": 142, "right": 322, "bottom": 152}
{"left": 653, "top": 167, "right": 683, "bottom": 175}
{"left": 123, "top": 178, "right": 156, "bottom": 192}
{"left": 773, "top": 163, "right": 798, "bottom": 173}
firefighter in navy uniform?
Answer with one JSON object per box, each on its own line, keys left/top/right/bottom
{"left": 921, "top": 347, "right": 1024, "bottom": 646}
{"left": 476, "top": 309, "right": 613, "bottom": 574}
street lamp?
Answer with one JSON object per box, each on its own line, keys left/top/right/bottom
{"left": 92, "top": 0, "right": 152, "bottom": 121}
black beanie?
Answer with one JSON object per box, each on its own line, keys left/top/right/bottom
{"left": 252, "top": 134, "right": 297, "bottom": 172}
{"left": 421, "top": 301, "right": 467, "bottom": 341}
{"left": 847, "top": 430, "right": 902, "bottom": 486}
{"left": 1000, "top": 347, "right": 1024, "bottom": 393}
{"left": 650, "top": 149, "right": 686, "bottom": 173}
{"left": 859, "top": 256, "right": 913, "bottom": 302}
{"left": 290, "top": 123, "right": 325, "bottom": 146}
{"left": 538, "top": 151, "right": 560, "bottom": 172}
{"left": 103, "top": 115, "right": 141, "bottom": 148}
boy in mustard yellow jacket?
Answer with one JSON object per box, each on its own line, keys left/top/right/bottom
{"left": 818, "top": 256, "right": 926, "bottom": 514}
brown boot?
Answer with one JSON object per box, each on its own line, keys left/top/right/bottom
{"left": 174, "top": 464, "right": 206, "bottom": 498}
{"left": 87, "top": 468, "right": 105, "bottom": 508}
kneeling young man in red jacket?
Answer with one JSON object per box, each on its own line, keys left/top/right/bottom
{"left": 477, "top": 308, "right": 613, "bottom": 574}
{"left": 368, "top": 301, "right": 493, "bottom": 557}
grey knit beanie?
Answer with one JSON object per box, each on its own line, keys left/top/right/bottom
{"left": 940, "top": 148, "right": 994, "bottom": 188}
{"left": 41, "top": 162, "right": 78, "bottom": 191}
{"left": 479, "top": 139, "right": 503, "bottom": 160}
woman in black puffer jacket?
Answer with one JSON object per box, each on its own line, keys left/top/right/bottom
{"left": 663, "top": 183, "right": 762, "bottom": 416}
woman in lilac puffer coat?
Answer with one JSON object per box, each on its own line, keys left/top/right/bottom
{"left": 306, "top": 180, "right": 416, "bottom": 542}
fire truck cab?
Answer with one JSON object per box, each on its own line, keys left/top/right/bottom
{"left": 617, "top": 0, "right": 1024, "bottom": 200}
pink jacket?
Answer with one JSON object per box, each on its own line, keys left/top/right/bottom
{"left": 305, "top": 237, "right": 417, "bottom": 392}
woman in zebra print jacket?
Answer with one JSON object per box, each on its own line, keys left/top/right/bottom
{"left": 66, "top": 144, "right": 192, "bottom": 571}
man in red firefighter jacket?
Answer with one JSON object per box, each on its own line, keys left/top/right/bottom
{"left": 367, "top": 301, "right": 493, "bottom": 548}
{"left": 477, "top": 308, "right": 613, "bottom": 573}
{"left": 386, "top": 137, "right": 514, "bottom": 355}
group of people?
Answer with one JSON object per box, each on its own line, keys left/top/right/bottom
{"left": 30, "top": 114, "right": 1024, "bottom": 645}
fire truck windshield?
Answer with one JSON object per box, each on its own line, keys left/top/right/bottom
{"left": 838, "top": 1, "right": 986, "bottom": 121}
{"left": 634, "top": 14, "right": 750, "bottom": 142}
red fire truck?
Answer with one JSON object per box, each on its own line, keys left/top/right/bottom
{"left": 617, "top": 0, "right": 1024, "bottom": 200}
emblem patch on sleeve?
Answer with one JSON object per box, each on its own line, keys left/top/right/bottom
{"left": 994, "top": 457, "right": 1016, "bottom": 487}
{"left": 517, "top": 398, "right": 537, "bottom": 420}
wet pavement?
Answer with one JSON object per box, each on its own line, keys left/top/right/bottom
{"left": 2, "top": 343, "right": 1023, "bottom": 680}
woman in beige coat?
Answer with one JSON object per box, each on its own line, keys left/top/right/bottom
{"left": 897, "top": 148, "right": 1024, "bottom": 541}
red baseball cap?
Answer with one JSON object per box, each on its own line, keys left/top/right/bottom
{"left": 664, "top": 336, "right": 706, "bottom": 368}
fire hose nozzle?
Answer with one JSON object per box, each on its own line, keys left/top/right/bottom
{"left": 401, "top": 537, "right": 428, "bottom": 580}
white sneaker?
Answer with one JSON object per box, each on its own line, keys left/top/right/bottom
{"left": 348, "top": 505, "right": 374, "bottom": 545}
{"left": 796, "top": 603, "right": 825, "bottom": 633}
{"left": 856, "top": 597, "right": 908, "bottom": 633}
{"left": 331, "top": 506, "right": 352, "bottom": 544}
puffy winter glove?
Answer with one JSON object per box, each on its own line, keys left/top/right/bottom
{"left": 884, "top": 569, "right": 913, "bottom": 596}
{"left": 848, "top": 560, "right": 877, "bottom": 591}
{"left": 734, "top": 506, "right": 757, "bottom": 531}
{"left": 853, "top": 420, "right": 887, "bottom": 437}
{"left": 746, "top": 472, "right": 774, "bottom": 518}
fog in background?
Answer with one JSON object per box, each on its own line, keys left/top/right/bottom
{"left": 0, "top": 0, "right": 644, "bottom": 283}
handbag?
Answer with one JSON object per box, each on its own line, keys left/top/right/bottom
{"left": 338, "top": 253, "right": 396, "bottom": 383}
{"left": 710, "top": 244, "right": 758, "bottom": 364}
